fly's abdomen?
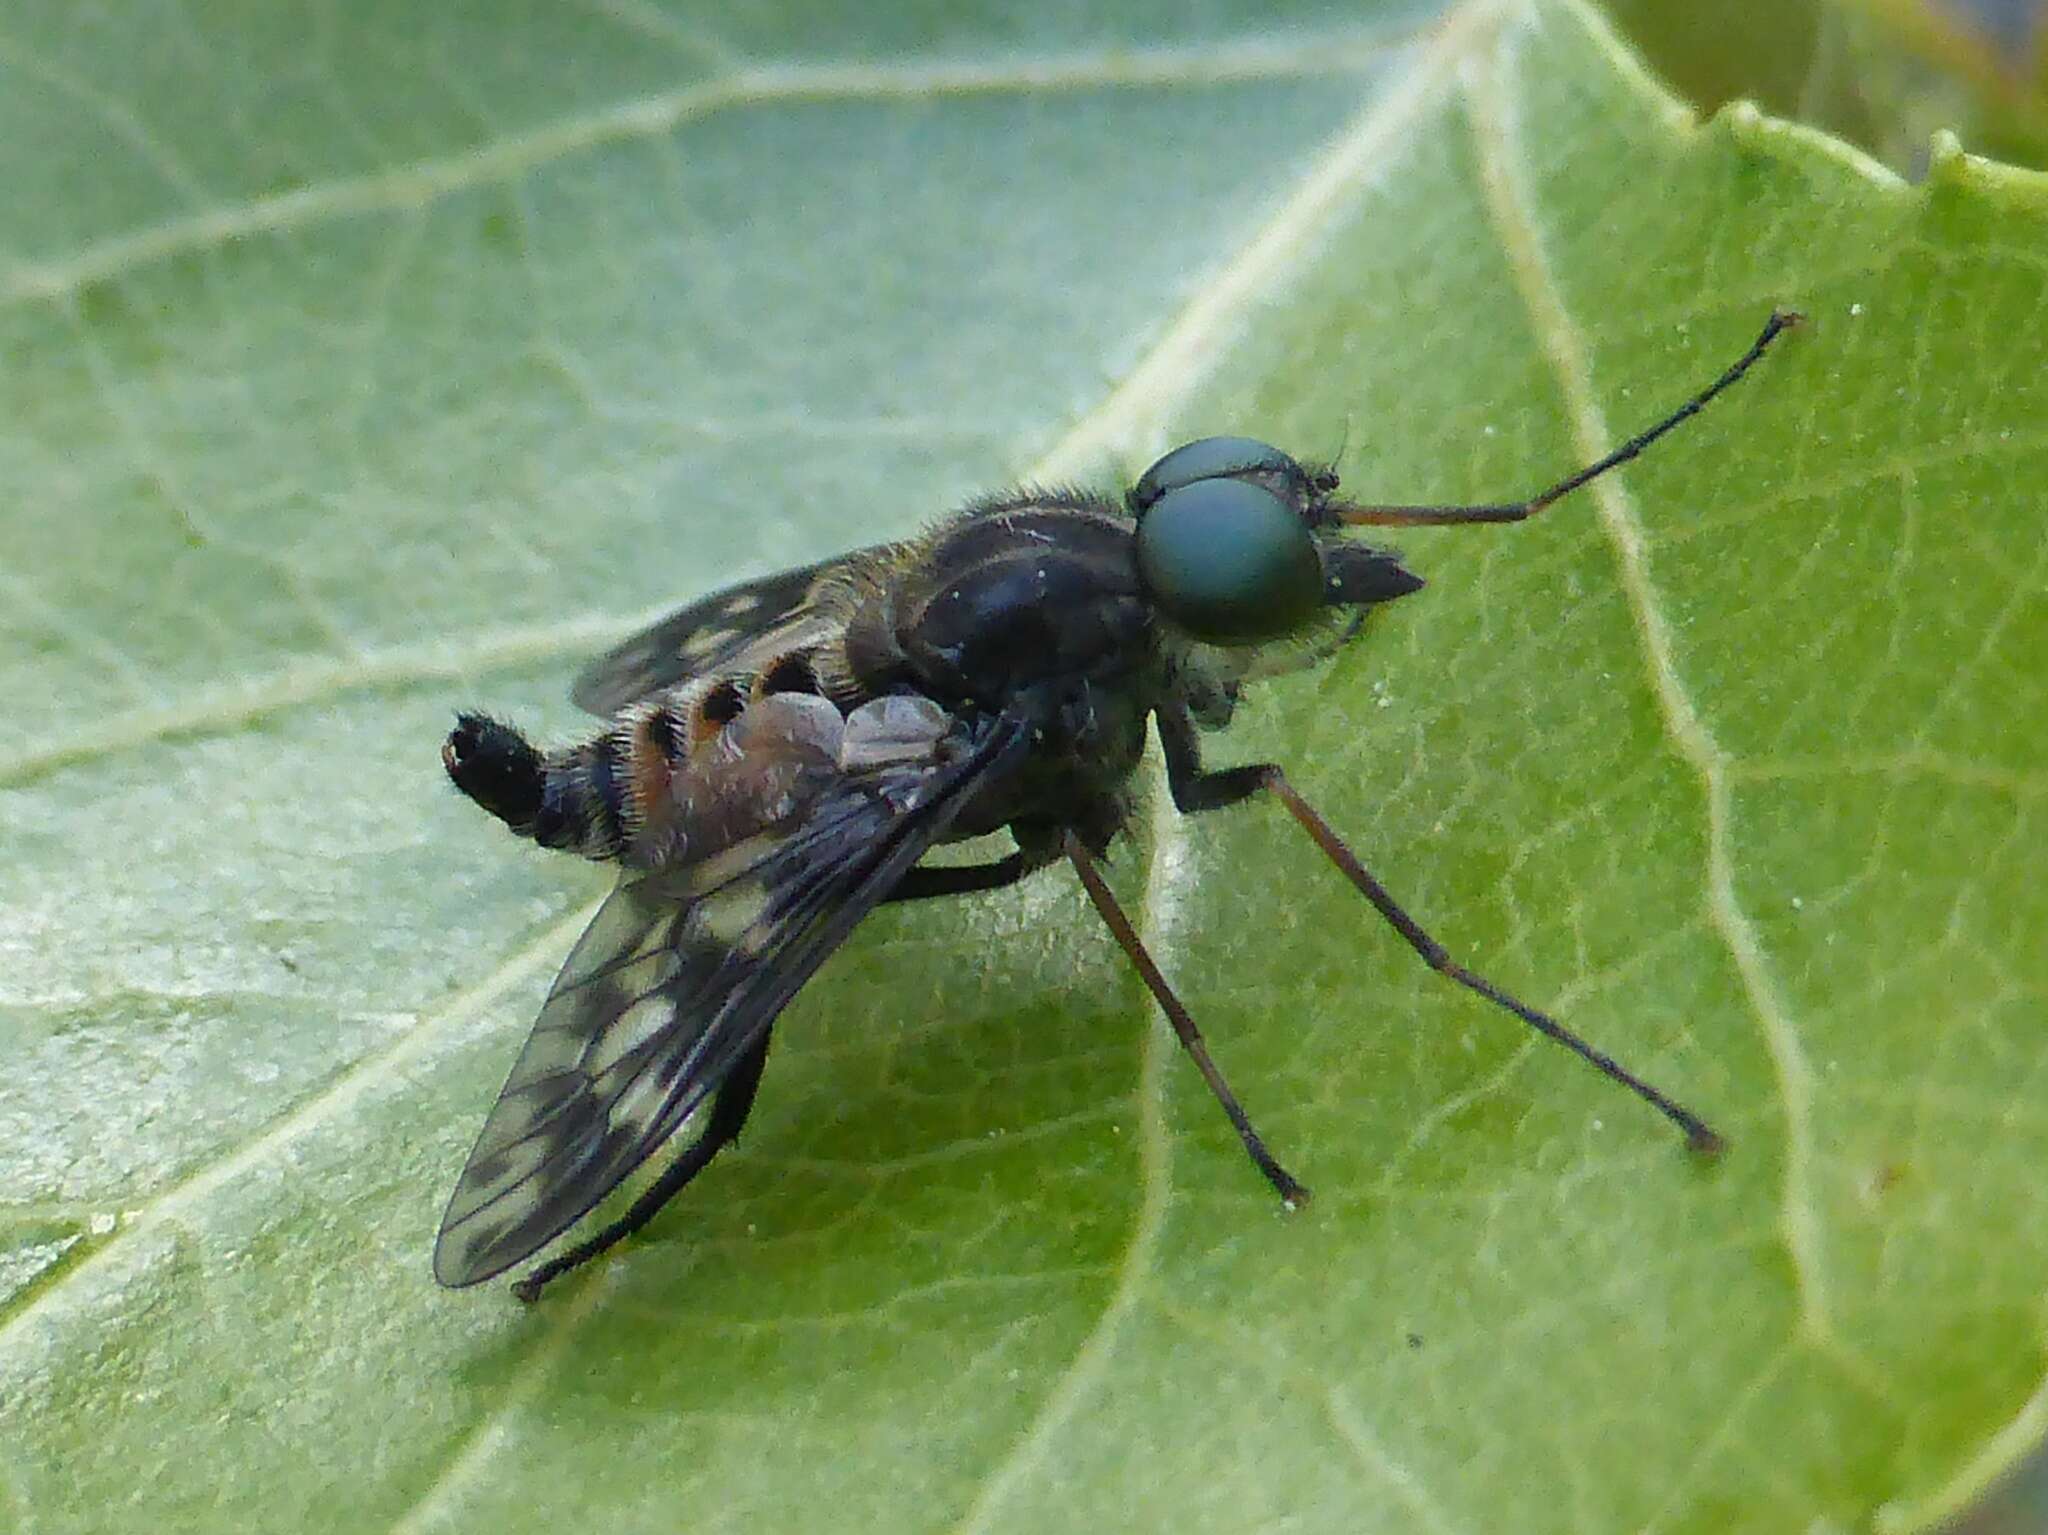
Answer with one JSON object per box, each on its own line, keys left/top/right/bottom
{"left": 443, "top": 682, "right": 971, "bottom": 875}
{"left": 443, "top": 678, "right": 749, "bottom": 863}
{"left": 443, "top": 713, "right": 646, "bottom": 862}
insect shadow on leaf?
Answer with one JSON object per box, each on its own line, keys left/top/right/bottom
{"left": 436, "top": 311, "right": 1803, "bottom": 1301}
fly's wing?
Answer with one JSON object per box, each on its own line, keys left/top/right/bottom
{"left": 433, "top": 707, "right": 1031, "bottom": 1288}
{"left": 572, "top": 547, "right": 892, "bottom": 715}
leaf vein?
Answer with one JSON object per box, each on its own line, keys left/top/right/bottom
{"left": 2, "top": 33, "right": 1412, "bottom": 313}
{"left": 945, "top": 11, "right": 1510, "bottom": 1520}
{"left": 386, "top": 1279, "right": 613, "bottom": 1535}
{"left": 0, "top": 901, "right": 595, "bottom": 1359}
{"left": 1461, "top": 20, "right": 1834, "bottom": 1342}
{"left": 0, "top": 612, "right": 627, "bottom": 786}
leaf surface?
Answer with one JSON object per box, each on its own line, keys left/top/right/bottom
{"left": 2, "top": 2, "right": 2045, "bottom": 1531}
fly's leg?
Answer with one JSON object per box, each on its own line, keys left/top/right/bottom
{"left": 1156, "top": 707, "right": 1722, "bottom": 1154}
{"left": 1063, "top": 831, "right": 1308, "bottom": 1205}
{"left": 511, "top": 1027, "right": 775, "bottom": 1304}
{"left": 885, "top": 851, "right": 1037, "bottom": 903}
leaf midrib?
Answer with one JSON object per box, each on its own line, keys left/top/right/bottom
{"left": 1461, "top": 6, "right": 1830, "bottom": 1343}
{"left": 378, "top": 8, "right": 1502, "bottom": 1526}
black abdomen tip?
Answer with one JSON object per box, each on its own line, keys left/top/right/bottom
{"left": 444, "top": 712, "right": 546, "bottom": 831}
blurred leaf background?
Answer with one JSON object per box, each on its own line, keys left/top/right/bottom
{"left": 1617, "top": 0, "right": 2048, "bottom": 173}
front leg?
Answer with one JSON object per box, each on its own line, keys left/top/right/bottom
{"left": 1148, "top": 703, "right": 1721, "bottom": 1152}
{"left": 1155, "top": 702, "right": 1271, "bottom": 813}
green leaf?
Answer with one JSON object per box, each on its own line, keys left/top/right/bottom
{"left": 3, "top": 2, "right": 2044, "bottom": 1530}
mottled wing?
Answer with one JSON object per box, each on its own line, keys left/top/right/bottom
{"left": 572, "top": 548, "right": 887, "bottom": 715}
{"left": 433, "top": 710, "right": 1030, "bottom": 1287}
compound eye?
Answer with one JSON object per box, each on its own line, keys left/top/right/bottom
{"left": 1130, "top": 436, "right": 1304, "bottom": 513}
{"left": 1136, "top": 478, "right": 1323, "bottom": 644}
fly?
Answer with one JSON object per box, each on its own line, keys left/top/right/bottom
{"left": 437, "top": 311, "right": 1802, "bottom": 1301}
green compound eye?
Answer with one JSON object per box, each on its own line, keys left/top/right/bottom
{"left": 1136, "top": 478, "right": 1324, "bottom": 643}
{"left": 1130, "top": 436, "right": 1305, "bottom": 513}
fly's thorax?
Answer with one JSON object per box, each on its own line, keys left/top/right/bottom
{"left": 881, "top": 497, "right": 1156, "bottom": 710}
{"left": 935, "top": 666, "right": 1156, "bottom": 848}
{"left": 824, "top": 550, "right": 914, "bottom": 705}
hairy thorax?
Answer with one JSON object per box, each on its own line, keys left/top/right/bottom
{"left": 823, "top": 494, "right": 1161, "bottom": 848}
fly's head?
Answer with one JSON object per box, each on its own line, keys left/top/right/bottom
{"left": 1126, "top": 436, "right": 1422, "bottom": 647}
